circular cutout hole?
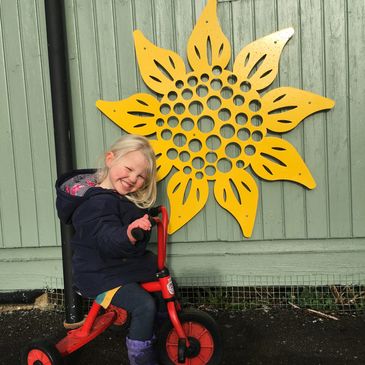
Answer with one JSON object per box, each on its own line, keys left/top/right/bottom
{"left": 220, "top": 124, "right": 235, "bottom": 139}
{"left": 182, "top": 88, "right": 193, "bottom": 100}
{"left": 188, "top": 139, "right": 202, "bottom": 152}
{"left": 161, "top": 129, "right": 172, "bottom": 140}
{"left": 212, "top": 66, "right": 222, "bottom": 75}
{"left": 189, "top": 101, "right": 204, "bottom": 116}
{"left": 168, "top": 91, "right": 177, "bottom": 101}
{"left": 167, "top": 148, "right": 178, "bottom": 160}
{"left": 225, "top": 142, "right": 242, "bottom": 158}
{"left": 205, "top": 165, "right": 216, "bottom": 176}
{"left": 197, "top": 115, "right": 215, "bottom": 133}
{"left": 233, "top": 95, "right": 245, "bottom": 106}
{"left": 207, "top": 96, "right": 222, "bottom": 110}
{"left": 252, "top": 130, "right": 263, "bottom": 141}
{"left": 240, "top": 81, "right": 251, "bottom": 92}
{"left": 220, "top": 87, "right": 233, "bottom": 99}
{"left": 173, "top": 103, "right": 185, "bottom": 114}
{"left": 196, "top": 85, "right": 208, "bottom": 97}
{"left": 160, "top": 104, "right": 171, "bottom": 115}
{"left": 175, "top": 80, "right": 184, "bottom": 88}
{"left": 167, "top": 116, "right": 179, "bottom": 128}
{"left": 192, "top": 157, "right": 205, "bottom": 169}
{"left": 181, "top": 118, "right": 194, "bottom": 131}
{"left": 236, "top": 113, "right": 248, "bottom": 125}
{"left": 183, "top": 166, "right": 192, "bottom": 174}
{"left": 217, "top": 158, "right": 232, "bottom": 173}
{"left": 218, "top": 108, "right": 231, "bottom": 121}
{"left": 173, "top": 133, "right": 187, "bottom": 147}
{"left": 206, "top": 135, "right": 221, "bottom": 150}
{"left": 188, "top": 76, "right": 198, "bottom": 86}
{"left": 200, "top": 73, "right": 209, "bottom": 82}
{"left": 236, "top": 160, "right": 245, "bottom": 168}
{"left": 156, "top": 118, "right": 164, "bottom": 127}
{"left": 195, "top": 171, "right": 204, "bottom": 179}
{"left": 206, "top": 152, "right": 217, "bottom": 163}
{"left": 179, "top": 151, "right": 190, "bottom": 162}
{"left": 237, "top": 128, "right": 250, "bottom": 141}
{"left": 251, "top": 115, "right": 263, "bottom": 126}
{"left": 245, "top": 145, "right": 256, "bottom": 156}
{"left": 211, "top": 78, "right": 223, "bottom": 90}
{"left": 249, "top": 99, "right": 261, "bottom": 111}
{"left": 227, "top": 74, "right": 237, "bottom": 84}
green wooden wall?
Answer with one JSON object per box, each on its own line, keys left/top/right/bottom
{"left": 1, "top": 0, "right": 364, "bottom": 291}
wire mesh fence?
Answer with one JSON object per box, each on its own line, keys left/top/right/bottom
{"left": 45, "top": 273, "right": 365, "bottom": 314}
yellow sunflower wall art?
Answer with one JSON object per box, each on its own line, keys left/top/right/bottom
{"left": 96, "top": 0, "right": 335, "bottom": 238}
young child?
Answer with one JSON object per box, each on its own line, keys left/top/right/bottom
{"left": 56, "top": 134, "right": 159, "bottom": 365}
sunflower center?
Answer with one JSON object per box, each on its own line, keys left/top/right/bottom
{"left": 156, "top": 67, "right": 267, "bottom": 179}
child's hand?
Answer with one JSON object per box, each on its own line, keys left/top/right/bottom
{"left": 127, "top": 214, "right": 151, "bottom": 244}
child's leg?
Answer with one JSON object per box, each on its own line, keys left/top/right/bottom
{"left": 111, "top": 282, "right": 156, "bottom": 340}
{"left": 111, "top": 283, "right": 158, "bottom": 365}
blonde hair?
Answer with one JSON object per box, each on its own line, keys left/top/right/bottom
{"left": 96, "top": 134, "right": 157, "bottom": 208}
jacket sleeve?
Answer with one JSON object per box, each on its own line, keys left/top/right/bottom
{"left": 72, "top": 194, "right": 150, "bottom": 258}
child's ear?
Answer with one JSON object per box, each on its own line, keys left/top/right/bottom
{"left": 105, "top": 152, "right": 115, "bottom": 167}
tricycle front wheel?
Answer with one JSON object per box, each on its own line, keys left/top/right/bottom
{"left": 157, "top": 308, "right": 222, "bottom": 365}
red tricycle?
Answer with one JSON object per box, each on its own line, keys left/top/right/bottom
{"left": 21, "top": 206, "right": 222, "bottom": 364}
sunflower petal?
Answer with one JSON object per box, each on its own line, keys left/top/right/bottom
{"left": 251, "top": 137, "right": 316, "bottom": 188}
{"left": 262, "top": 87, "right": 335, "bottom": 133}
{"left": 148, "top": 139, "right": 173, "bottom": 182}
{"left": 96, "top": 93, "right": 160, "bottom": 136}
{"left": 187, "top": 0, "right": 231, "bottom": 71}
{"left": 167, "top": 171, "right": 209, "bottom": 234}
{"left": 233, "top": 28, "right": 294, "bottom": 92}
{"left": 133, "top": 30, "right": 186, "bottom": 95}
{"left": 214, "top": 168, "right": 258, "bottom": 238}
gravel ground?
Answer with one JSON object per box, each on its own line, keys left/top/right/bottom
{"left": 0, "top": 305, "right": 364, "bottom": 365}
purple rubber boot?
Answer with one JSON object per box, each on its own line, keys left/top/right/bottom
{"left": 126, "top": 337, "right": 158, "bottom": 365}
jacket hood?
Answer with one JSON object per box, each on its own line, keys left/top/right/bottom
{"left": 55, "top": 169, "right": 100, "bottom": 224}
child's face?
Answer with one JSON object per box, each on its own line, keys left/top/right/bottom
{"left": 102, "top": 150, "right": 148, "bottom": 195}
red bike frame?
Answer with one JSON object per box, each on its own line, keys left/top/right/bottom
{"left": 55, "top": 205, "right": 189, "bottom": 357}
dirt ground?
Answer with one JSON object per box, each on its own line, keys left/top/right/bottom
{"left": 0, "top": 304, "right": 364, "bottom": 365}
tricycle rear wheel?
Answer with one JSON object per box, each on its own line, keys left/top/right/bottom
{"left": 21, "top": 339, "right": 63, "bottom": 365}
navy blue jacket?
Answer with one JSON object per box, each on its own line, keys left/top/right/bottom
{"left": 55, "top": 169, "right": 157, "bottom": 298}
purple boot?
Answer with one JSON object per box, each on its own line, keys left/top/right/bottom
{"left": 126, "top": 337, "right": 158, "bottom": 365}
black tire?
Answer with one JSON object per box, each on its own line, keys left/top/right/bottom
{"left": 20, "top": 339, "right": 63, "bottom": 365}
{"left": 157, "top": 308, "right": 222, "bottom": 365}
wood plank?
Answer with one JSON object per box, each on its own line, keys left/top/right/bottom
{"left": 300, "top": 0, "right": 329, "bottom": 238}
{"left": 94, "top": 0, "right": 121, "bottom": 150}
{"left": 231, "top": 0, "right": 264, "bottom": 240}
{"left": 19, "top": 0, "right": 58, "bottom": 247}
{"left": 277, "top": 0, "right": 307, "bottom": 239}
{"left": 347, "top": 0, "right": 365, "bottom": 237}
{"left": 1, "top": 0, "right": 38, "bottom": 246}
{"left": 323, "top": 0, "right": 352, "bottom": 237}
{"left": 74, "top": 1, "right": 104, "bottom": 166}
{"left": 64, "top": 0, "right": 88, "bottom": 167}
{"left": 254, "top": 0, "right": 285, "bottom": 239}
{"left": 1, "top": 239, "right": 364, "bottom": 290}
{"left": 0, "top": 2, "right": 21, "bottom": 247}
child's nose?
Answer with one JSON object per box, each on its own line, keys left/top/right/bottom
{"left": 129, "top": 173, "right": 138, "bottom": 183}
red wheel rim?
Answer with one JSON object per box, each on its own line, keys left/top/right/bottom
{"left": 27, "top": 349, "right": 52, "bottom": 365}
{"left": 166, "top": 321, "right": 215, "bottom": 365}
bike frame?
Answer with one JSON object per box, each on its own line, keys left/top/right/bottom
{"left": 55, "top": 205, "right": 190, "bottom": 358}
